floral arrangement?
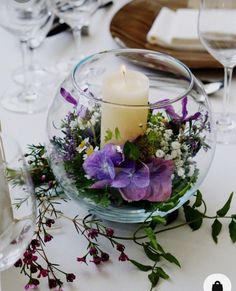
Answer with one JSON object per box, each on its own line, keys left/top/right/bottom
{"left": 13, "top": 144, "right": 236, "bottom": 291}
{"left": 50, "top": 88, "right": 210, "bottom": 212}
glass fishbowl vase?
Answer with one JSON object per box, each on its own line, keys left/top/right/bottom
{"left": 47, "top": 49, "right": 216, "bottom": 223}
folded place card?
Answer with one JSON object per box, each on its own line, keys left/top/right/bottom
{"left": 147, "top": 7, "right": 204, "bottom": 51}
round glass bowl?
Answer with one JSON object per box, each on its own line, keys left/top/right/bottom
{"left": 47, "top": 49, "right": 216, "bottom": 223}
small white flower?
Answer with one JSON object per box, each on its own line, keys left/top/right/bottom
{"left": 171, "top": 150, "right": 178, "bottom": 159}
{"left": 85, "top": 174, "right": 91, "bottom": 180}
{"left": 156, "top": 149, "right": 165, "bottom": 158}
{"left": 165, "top": 154, "right": 172, "bottom": 160}
{"left": 176, "top": 160, "right": 184, "bottom": 167}
{"left": 166, "top": 129, "right": 173, "bottom": 136}
{"left": 171, "top": 141, "right": 181, "bottom": 150}
{"left": 116, "top": 145, "right": 123, "bottom": 153}
{"left": 187, "top": 165, "right": 195, "bottom": 177}
{"left": 177, "top": 167, "right": 185, "bottom": 177}
{"left": 94, "top": 146, "right": 99, "bottom": 152}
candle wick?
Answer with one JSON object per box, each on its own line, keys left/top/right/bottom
{"left": 120, "top": 65, "right": 127, "bottom": 85}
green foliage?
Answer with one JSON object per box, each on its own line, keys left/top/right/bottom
{"left": 183, "top": 205, "right": 203, "bottom": 231}
{"left": 123, "top": 140, "right": 140, "bottom": 160}
{"left": 104, "top": 129, "right": 113, "bottom": 143}
{"left": 129, "top": 260, "right": 152, "bottom": 272}
{"left": 217, "top": 192, "right": 233, "bottom": 217}
{"left": 193, "top": 190, "right": 203, "bottom": 208}
{"left": 104, "top": 127, "right": 121, "bottom": 143}
{"left": 211, "top": 219, "right": 222, "bottom": 243}
{"left": 229, "top": 218, "right": 236, "bottom": 243}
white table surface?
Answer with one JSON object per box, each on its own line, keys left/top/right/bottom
{"left": 1, "top": 1, "right": 236, "bottom": 290}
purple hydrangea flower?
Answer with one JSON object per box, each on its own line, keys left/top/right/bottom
{"left": 144, "top": 158, "right": 175, "bottom": 202}
{"left": 83, "top": 144, "right": 123, "bottom": 188}
{"left": 83, "top": 144, "right": 175, "bottom": 202}
{"left": 117, "top": 158, "right": 175, "bottom": 202}
{"left": 112, "top": 161, "right": 150, "bottom": 201}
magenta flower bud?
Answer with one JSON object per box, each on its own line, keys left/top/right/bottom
{"left": 14, "top": 259, "right": 22, "bottom": 268}
{"left": 44, "top": 233, "right": 53, "bottom": 243}
{"left": 89, "top": 247, "right": 98, "bottom": 256}
{"left": 105, "top": 228, "right": 114, "bottom": 237}
{"left": 91, "top": 256, "right": 101, "bottom": 265}
{"left": 45, "top": 219, "right": 55, "bottom": 228}
{"left": 101, "top": 252, "right": 109, "bottom": 262}
{"left": 116, "top": 244, "right": 125, "bottom": 252}
{"left": 77, "top": 256, "right": 86, "bottom": 263}
{"left": 118, "top": 252, "right": 129, "bottom": 262}
{"left": 87, "top": 228, "right": 98, "bottom": 239}
{"left": 66, "top": 273, "right": 76, "bottom": 282}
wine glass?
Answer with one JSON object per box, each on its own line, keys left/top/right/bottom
{"left": 13, "top": 11, "right": 55, "bottom": 87}
{"left": 0, "top": 133, "right": 35, "bottom": 288}
{"left": 198, "top": 0, "right": 236, "bottom": 144}
{"left": 49, "top": 0, "right": 98, "bottom": 73}
{"left": 0, "top": 0, "right": 52, "bottom": 114}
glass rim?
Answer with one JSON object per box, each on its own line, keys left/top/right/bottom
{"left": 71, "top": 48, "right": 194, "bottom": 109}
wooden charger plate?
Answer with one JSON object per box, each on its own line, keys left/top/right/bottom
{"left": 110, "top": 0, "right": 221, "bottom": 69}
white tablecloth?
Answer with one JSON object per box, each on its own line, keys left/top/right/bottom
{"left": 1, "top": 1, "right": 236, "bottom": 290}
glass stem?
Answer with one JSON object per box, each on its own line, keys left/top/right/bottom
{"left": 29, "top": 46, "right": 36, "bottom": 71}
{"left": 221, "top": 66, "right": 233, "bottom": 125}
{"left": 21, "top": 40, "right": 32, "bottom": 93}
{"left": 72, "top": 26, "right": 82, "bottom": 59}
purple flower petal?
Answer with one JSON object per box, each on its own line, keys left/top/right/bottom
{"left": 102, "top": 144, "right": 123, "bottom": 166}
{"left": 185, "top": 112, "right": 201, "bottom": 122}
{"left": 181, "top": 96, "right": 188, "bottom": 119}
{"left": 165, "top": 105, "right": 181, "bottom": 120}
{"left": 145, "top": 158, "right": 175, "bottom": 202}
{"left": 83, "top": 151, "right": 115, "bottom": 180}
{"left": 91, "top": 179, "right": 112, "bottom": 189}
{"left": 60, "top": 88, "right": 78, "bottom": 106}
{"left": 119, "top": 183, "right": 148, "bottom": 201}
{"left": 112, "top": 171, "right": 130, "bottom": 188}
{"left": 132, "top": 163, "right": 150, "bottom": 188}
{"left": 77, "top": 104, "right": 88, "bottom": 119}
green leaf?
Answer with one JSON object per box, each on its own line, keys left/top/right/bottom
{"left": 148, "top": 271, "right": 160, "bottom": 288}
{"left": 114, "top": 127, "right": 121, "bottom": 140}
{"left": 183, "top": 205, "right": 203, "bottom": 231}
{"left": 129, "top": 259, "right": 152, "bottom": 272}
{"left": 151, "top": 215, "right": 167, "bottom": 225}
{"left": 217, "top": 192, "right": 234, "bottom": 217}
{"left": 123, "top": 141, "right": 140, "bottom": 160}
{"left": 155, "top": 267, "right": 169, "bottom": 279}
{"left": 193, "top": 190, "right": 203, "bottom": 208}
{"left": 144, "top": 227, "right": 158, "bottom": 250}
{"left": 104, "top": 129, "right": 113, "bottom": 142}
{"left": 211, "top": 219, "right": 222, "bottom": 243}
{"left": 143, "top": 244, "right": 160, "bottom": 262}
{"left": 161, "top": 252, "right": 181, "bottom": 267}
{"left": 229, "top": 219, "right": 236, "bottom": 243}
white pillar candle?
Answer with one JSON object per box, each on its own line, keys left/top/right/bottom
{"left": 0, "top": 140, "right": 13, "bottom": 237}
{"left": 101, "top": 66, "right": 149, "bottom": 146}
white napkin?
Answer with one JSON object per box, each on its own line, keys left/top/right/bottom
{"left": 147, "top": 7, "right": 204, "bottom": 51}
